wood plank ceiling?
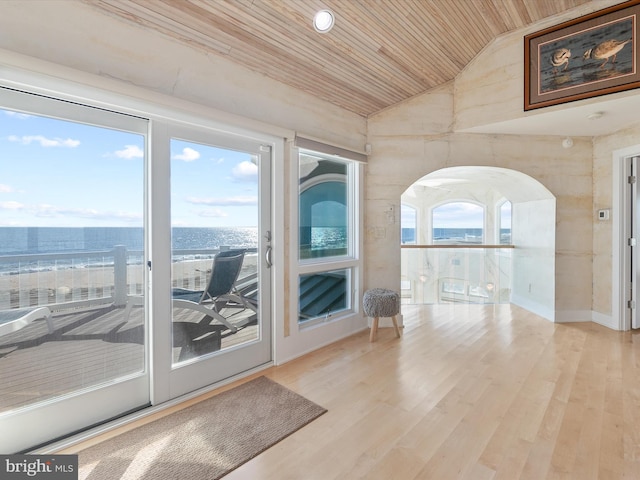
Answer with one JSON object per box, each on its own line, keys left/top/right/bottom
{"left": 87, "top": 0, "right": 594, "bottom": 117}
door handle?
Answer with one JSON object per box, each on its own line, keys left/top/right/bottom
{"left": 265, "top": 245, "right": 272, "bottom": 268}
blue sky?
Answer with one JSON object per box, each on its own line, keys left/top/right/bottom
{"left": 170, "top": 139, "right": 257, "bottom": 227}
{"left": 0, "top": 109, "right": 258, "bottom": 228}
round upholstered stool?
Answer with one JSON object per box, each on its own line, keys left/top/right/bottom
{"left": 363, "top": 288, "right": 401, "bottom": 342}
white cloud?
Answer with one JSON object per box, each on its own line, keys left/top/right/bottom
{"left": 4, "top": 111, "right": 31, "bottom": 119}
{"left": 0, "top": 188, "right": 144, "bottom": 225}
{"left": 171, "top": 219, "right": 192, "bottom": 227}
{"left": 198, "top": 208, "right": 228, "bottom": 218}
{"left": 0, "top": 219, "right": 26, "bottom": 226}
{"left": 172, "top": 147, "right": 200, "bottom": 162}
{"left": 8, "top": 135, "right": 80, "bottom": 148}
{"left": 186, "top": 196, "right": 257, "bottom": 206}
{"left": 0, "top": 200, "right": 141, "bottom": 222}
{"left": 0, "top": 201, "right": 24, "bottom": 210}
{"left": 32, "top": 204, "right": 142, "bottom": 221}
{"left": 232, "top": 160, "right": 258, "bottom": 181}
{"left": 34, "top": 204, "right": 92, "bottom": 218}
{"left": 432, "top": 202, "right": 484, "bottom": 228}
{"left": 216, "top": 157, "right": 225, "bottom": 164}
{"left": 0, "top": 184, "right": 14, "bottom": 193}
{"left": 114, "top": 145, "right": 144, "bottom": 159}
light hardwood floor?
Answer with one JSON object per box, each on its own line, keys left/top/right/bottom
{"left": 62, "top": 304, "right": 640, "bottom": 479}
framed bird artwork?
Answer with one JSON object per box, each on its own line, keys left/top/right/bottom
{"left": 525, "top": 0, "right": 640, "bottom": 110}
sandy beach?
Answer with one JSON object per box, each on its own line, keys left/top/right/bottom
{"left": 1, "top": 253, "right": 258, "bottom": 310}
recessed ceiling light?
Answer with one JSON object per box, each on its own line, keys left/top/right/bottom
{"left": 313, "top": 9, "right": 335, "bottom": 33}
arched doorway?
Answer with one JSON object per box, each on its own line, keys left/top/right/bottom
{"left": 401, "top": 167, "right": 557, "bottom": 321}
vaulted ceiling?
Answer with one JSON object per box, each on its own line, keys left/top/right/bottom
{"left": 88, "top": 0, "right": 595, "bottom": 117}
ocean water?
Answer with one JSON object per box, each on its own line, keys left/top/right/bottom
{"left": 0, "top": 227, "right": 259, "bottom": 255}
{"left": 0, "top": 226, "right": 261, "bottom": 275}
{"left": 0, "top": 226, "right": 347, "bottom": 274}
{"left": 433, "top": 228, "right": 483, "bottom": 242}
{"left": 401, "top": 228, "right": 511, "bottom": 244}
{"left": 310, "top": 227, "right": 347, "bottom": 250}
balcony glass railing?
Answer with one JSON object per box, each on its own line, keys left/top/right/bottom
{"left": 401, "top": 245, "right": 513, "bottom": 305}
{"left": 0, "top": 246, "right": 257, "bottom": 312}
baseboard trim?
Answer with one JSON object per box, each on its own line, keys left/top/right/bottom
{"left": 510, "top": 294, "right": 554, "bottom": 322}
{"left": 591, "top": 311, "right": 619, "bottom": 330}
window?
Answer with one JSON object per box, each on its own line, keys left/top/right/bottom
{"left": 0, "top": 89, "right": 148, "bottom": 425}
{"left": 401, "top": 204, "right": 417, "bottom": 245}
{"left": 299, "top": 154, "right": 348, "bottom": 259}
{"left": 297, "top": 146, "right": 360, "bottom": 326}
{"left": 499, "top": 201, "right": 512, "bottom": 244}
{"left": 299, "top": 268, "right": 350, "bottom": 322}
{"left": 432, "top": 201, "right": 484, "bottom": 244}
{"left": 169, "top": 137, "right": 261, "bottom": 364}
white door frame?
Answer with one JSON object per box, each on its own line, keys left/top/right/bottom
{"left": 612, "top": 144, "right": 640, "bottom": 331}
{"left": 153, "top": 122, "right": 276, "bottom": 402}
{"left": 0, "top": 87, "right": 151, "bottom": 453}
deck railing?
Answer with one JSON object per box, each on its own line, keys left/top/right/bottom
{"left": 2, "top": 243, "right": 506, "bottom": 310}
{"left": 0, "top": 246, "right": 257, "bottom": 311}
{"left": 401, "top": 244, "right": 514, "bottom": 305}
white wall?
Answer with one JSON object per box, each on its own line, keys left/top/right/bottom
{"left": 593, "top": 124, "right": 640, "bottom": 328}
{"left": 511, "top": 199, "right": 556, "bottom": 321}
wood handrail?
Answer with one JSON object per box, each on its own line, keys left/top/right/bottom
{"left": 401, "top": 244, "right": 515, "bottom": 249}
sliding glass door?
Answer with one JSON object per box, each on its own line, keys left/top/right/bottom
{"left": 0, "top": 89, "right": 150, "bottom": 452}
{"left": 0, "top": 88, "right": 274, "bottom": 453}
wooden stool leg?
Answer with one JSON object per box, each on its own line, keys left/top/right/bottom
{"left": 369, "top": 316, "right": 379, "bottom": 342}
{"left": 391, "top": 315, "right": 401, "bottom": 338}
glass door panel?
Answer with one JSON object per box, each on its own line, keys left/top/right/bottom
{"left": 168, "top": 131, "right": 271, "bottom": 398}
{"left": 0, "top": 92, "right": 149, "bottom": 453}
